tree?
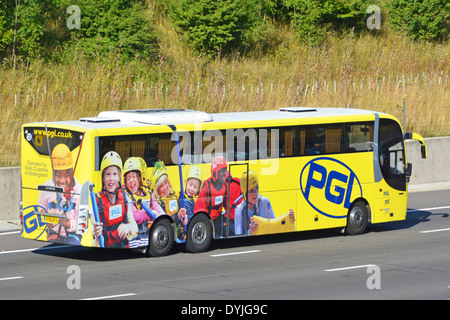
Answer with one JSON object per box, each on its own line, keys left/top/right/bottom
{"left": 58, "top": 0, "right": 160, "bottom": 63}
{"left": 0, "top": 0, "right": 48, "bottom": 66}
{"left": 387, "top": 0, "right": 449, "bottom": 41}
{"left": 0, "top": 0, "right": 160, "bottom": 65}
{"left": 283, "top": 0, "right": 378, "bottom": 45}
{"left": 165, "top": 0, "right": 267, "bottom": 56}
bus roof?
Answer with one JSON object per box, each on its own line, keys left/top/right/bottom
{"left": 211, "top": 107, "right": 378, "bottom": 123}
{"left": 29, "top": 107, "right": 384, "bottom": 130}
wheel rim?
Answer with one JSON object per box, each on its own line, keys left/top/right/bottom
{"left": 192, "top": 222, "right": 207, "bottom": 246}
{"left": 349, "top": 206, "right": 364, "bottom": 228}
{"left": 152, "top": 225, "right": 169, "bottom": 249}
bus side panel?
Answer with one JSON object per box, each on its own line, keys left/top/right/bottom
{"left": 231, "top": 159, "right": 299, "bottom": 236}
{"left": 371, "top": 180, "right": 408, "bottom": 223}
{"left": 21, "top": 125, "right": 94, "bottom": 247}
{"left": 297, "top": 153, "right": 375, "bottom": 231}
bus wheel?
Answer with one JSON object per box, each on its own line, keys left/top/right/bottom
{"left": 147, "top": 219, "right": 174, "bottom": 257}
{"left": 346, "top": 201, "right": 368, "bottom": 235}
{"left": 186, "top": 214, "right": 212, "bottom": 253}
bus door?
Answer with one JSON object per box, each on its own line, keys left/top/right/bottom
{"left": 373, "top": 118, "right": 427, "bottom": 223}
{"left": 226, "top": 163, "right": 248, "bottom": 237}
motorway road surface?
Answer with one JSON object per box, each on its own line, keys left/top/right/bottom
{"left": 1, "top": 188, "right": 449, "bottom": 302}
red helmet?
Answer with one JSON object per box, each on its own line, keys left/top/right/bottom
{"left": 211, "top": 156, "right": 227, "bottom": 181}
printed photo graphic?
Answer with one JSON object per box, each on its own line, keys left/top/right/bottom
{"left": 21, "top": 125, "right": 298, "bottom": 249}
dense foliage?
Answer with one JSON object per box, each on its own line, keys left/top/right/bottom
{"left": 283, "top": 0, "right": 380, "bottom": 44}
{"left": 0, "top": 0, "right": 159, "bottom": 64}
{"left": 0, "top": 0, "right": 448, "bottom": 62}
{"left": 387, "top": 0, "right": 449, "bottom": 41}
{"left": 165, "top": 0, "right": 267, "bottom": 56}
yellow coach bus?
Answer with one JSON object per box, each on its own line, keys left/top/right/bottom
{"left": 20, "top": 107, "right": 427, "bottom": 256}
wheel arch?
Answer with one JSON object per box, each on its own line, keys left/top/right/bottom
{"left": 186, "top": 211, "right": 214, "bottom": 253}
{"left": 350, "top": 197, "right": 372, "bottom": 224}
{"left": 187, "top": 211, "right": 214, "bottom": 238}
{"left": 149, "top": 215, "right": 177, "bottom": 244}
{"left": 345, "top": 198, "right": 370, "bottom": 235}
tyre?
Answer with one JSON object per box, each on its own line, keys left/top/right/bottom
{"left": 186, "top": 214, "right": 213, "bottom": 253}
{"left": 345, "top": 201, "right": 368, "bottom": 235}
{"left": 147, "top": 219, "right": 174, "bottom": 257}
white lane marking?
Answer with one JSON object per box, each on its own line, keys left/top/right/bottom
{"left": 0, "top": 276, "right": 24, "bottom": 281}
{"left": 407, "top": 206, "right": 450, "bottom": 213}
{"left": 0, "top": 231, "right": 21, "bottom": 236}
{"left": 0, "top": 248, "right": 39, "bottom": 254}
{"left": 1, "top": 206, "right": 448, "bottom": 255}
{"left": 324, "top": 264, "right": 376, "bottom": 272}
{"left": 0, "top": 245, "right": 72, "bottom": 255}
{"left": 210, "top": 250, "right": 262, "bottom": 257}
{"left": 81, "top": 293, "right": 137, "bottom": 300}
{"left": 419, "top": 228, "right": 450, "bottom": 234}
{"left": 407, "top": 206, "right": 450, "bottom": 234}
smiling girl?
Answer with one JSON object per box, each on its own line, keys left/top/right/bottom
{"left": 123, "top": 157, "right": 165, "bottom": 247}
{"left": 151, "top": 161, "right": 187, "bottom": 239}
{"left": 91, "top": 151, "right": 138, "bottom": 248}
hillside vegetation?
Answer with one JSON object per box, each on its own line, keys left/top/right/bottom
{"left": 0, "top": 0, "right": 449, "bottom": 166}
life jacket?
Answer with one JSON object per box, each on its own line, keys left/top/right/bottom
{"left": 158, "top": 193, "right": 179, "bottom": 217}
{"left": 127, "top": 185, "right": 152, "bottom": 211}
{"left": 97, "top": 187, "right": 129, "bottom": 248}
{"left": 197, "top": 178, "right": 227, "bottom": 220}
{"left": 199, "top": 177, "right": 242, "bottom": 220}
{"left": 126, "top": 185, "right": 154, "bottom": 235}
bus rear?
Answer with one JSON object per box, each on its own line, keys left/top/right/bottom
{"left": 20, "top": 123, "right": 94, "bottom": 247}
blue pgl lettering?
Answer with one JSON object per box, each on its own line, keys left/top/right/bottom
{"left": 305, "top": 162, "right": 356, "bottom": 209}
{"left": 23, "top": 205, "right": 47, "bottom": 233}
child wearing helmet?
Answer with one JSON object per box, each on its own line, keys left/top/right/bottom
{"left": 194, "top": 156, "right": 242, "bottom": 237}
{"left": 150, "top": 161, "right": 187, "bottom": 226}
{"left": 38, "top": 143, "right": 82, "bottom": 245}
{"left": 123, "top": 157, "right": 165, "bottom": 248}
{"left": 174, "top": 165, "right": 203, "bottom": 241}
{"left": 235, "top": 170, "right": 295, "bottom": 236}
{"left": 91, "top": 151, "right": 138, "bottom": 248}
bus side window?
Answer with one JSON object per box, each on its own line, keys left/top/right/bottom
{"left": 148, "top": 136, "right": 159, "bottom": 166}
{"left": 325, "top": 127, "right": 342, "bottom": 154}
{"left": 345, "top": 123, "right": 374, "bottom": 153}
{"left": 298, "top": 129, "right": 306, "bottom": 156}
{"left": 303, "top": 126, "right": 325, "bottom": 155}
{"left": 115, "top": 139, "right": 146, "bottom": 160}
{"left": 157, "top": 136, "right": 175, "bottom": 165}
{"left": 99, "top": 135, "right": 148, "bottom": 169}
{"left": 280, "top": 127, "right": 295, "bottom": 157}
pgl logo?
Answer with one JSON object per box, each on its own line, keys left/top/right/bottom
{"left": 300, "top": 157, "right": 362, "bottom": 219}
{"left": 22, "top": 205, "right": 49, "bottom": 240}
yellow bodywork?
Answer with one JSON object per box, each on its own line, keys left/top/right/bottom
{"left": 20, "top": 109, "right": 420, "bottom": 247}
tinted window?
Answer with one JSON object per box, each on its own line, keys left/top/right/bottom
{"left": 97, "top": 121, "right": 375, "bottom": 169}
{"left": 99, "top": 133, "right": 176, "bottom": 168}
{"left": 344, "top": 122, "right": 374, "bottom": 153}
{"left": 378, "top": 119, "right": 406, "bottom": 191}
